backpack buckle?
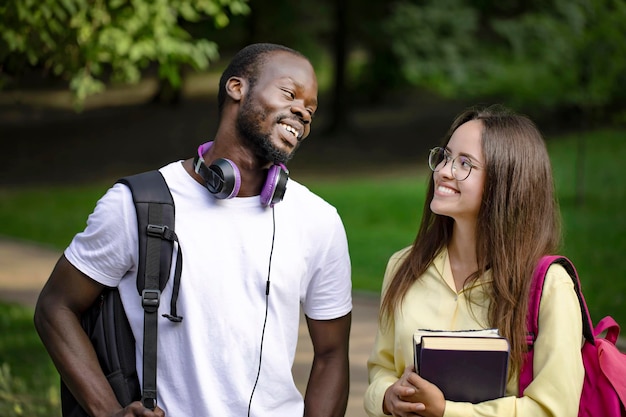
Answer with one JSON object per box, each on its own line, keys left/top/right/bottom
{"left": 147, "top": 224, "right": 167, "bottom": 237}
{"left": 141, "top": 289, "right": 161, "bottom": 312}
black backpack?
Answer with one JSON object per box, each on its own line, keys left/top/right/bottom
{"left": 61, "top": 170, "right": 183, "bottom": 416}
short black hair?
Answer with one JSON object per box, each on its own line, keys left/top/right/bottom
{"left": 217, "top": 43, "right": 305, "bottom": 115}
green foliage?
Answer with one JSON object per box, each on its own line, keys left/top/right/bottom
{"left": 0, "top": 304, "right": 60, "bottom": 416}
{"left": 385, "top": 0, "right": 626, "bottom": 120}
{"left": 0, "top": 363, "right": 59, "bottom": 417}
{"left": 487, "top": 0, "right": 626, "bottom": 112}
{"left": 0, "top": 0, "right": 250, "bottom": 107}
{"left": 383, "top": 0, "right": 481, "bottom": 97}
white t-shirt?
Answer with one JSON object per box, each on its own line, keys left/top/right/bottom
{"left": 65, "top": 161, "right": 352, "bottom": 416}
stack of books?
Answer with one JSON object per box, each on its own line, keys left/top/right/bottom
{"left": 413, "top": 329, "right": 510, "bottom": 403}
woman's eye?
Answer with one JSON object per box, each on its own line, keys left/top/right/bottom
{"left": 459, "top": 156, "right": 473, "bottom": 169}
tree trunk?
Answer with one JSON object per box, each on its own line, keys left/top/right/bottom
{"left": 327, "top": 0, "right": 350, "bottom": 134}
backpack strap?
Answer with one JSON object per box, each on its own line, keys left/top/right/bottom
{"left": 519, "top": 255, "right": 594, "bottom": 396}
{"left": 117, "top": 170, "right": 183, "bottom": 410}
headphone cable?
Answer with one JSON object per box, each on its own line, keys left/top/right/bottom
{"left": 247, "top": 206, "right": 276, "bottom": 416}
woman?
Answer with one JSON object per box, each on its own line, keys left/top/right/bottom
{"left": 364, "top": 105, "right": 584, "bottom": 417}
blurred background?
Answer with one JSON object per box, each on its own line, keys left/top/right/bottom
{"left": 1, "top": 0, "right": 625, "bottom": 185}
{"left": 0, "top": 1, "right": 625, "bottom": 415}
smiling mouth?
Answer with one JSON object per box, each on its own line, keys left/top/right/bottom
{"left": 437, "top": 185, "right": 458, "bottom": 195}
{"left": 279, "top": 122, "right": 300, "bottom": 140}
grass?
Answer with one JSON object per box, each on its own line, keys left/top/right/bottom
{"left": 0, "top": 303, "right": 59, "bottom": 416}
{"left": 306, "top": 175, "right": 428, "bottom": 293}
{"left": 0, "top": 185, "right": 110, "bottom": 249}
{"left": 0, "top": 128, "right": 624, "bottom": 415}
{"left": 548, "top": 130, "right": 626, "bottom": 326}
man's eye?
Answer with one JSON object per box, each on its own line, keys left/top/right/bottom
{"left": 282, "top": 89, "right": 295, "bottom": 99}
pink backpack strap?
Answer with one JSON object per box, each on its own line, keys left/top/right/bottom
{"left": 518, "top": 255, "right": 595, "bottom": 396}
{"left": 594, "top": 317, "right": 626, "bottom": 406}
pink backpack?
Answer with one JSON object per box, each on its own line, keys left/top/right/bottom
{"left": 519, "top": 255, "right": 626, "bottom": 416}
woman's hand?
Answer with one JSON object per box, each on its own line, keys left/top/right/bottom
{"left": 383, "top": 366, "right": 445, "bottom": 417}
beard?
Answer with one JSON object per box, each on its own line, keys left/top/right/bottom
{"left": 236, "top": 97, "right": 296, "bottom": 164}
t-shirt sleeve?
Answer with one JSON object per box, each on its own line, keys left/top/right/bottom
{"left": 64, "top": 183, "right": 138, "bottom": 287}
{"left": 301, "top": 209, "right": 352, "bottom": 320}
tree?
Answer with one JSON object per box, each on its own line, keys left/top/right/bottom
{"left": 0, "top": 0, "right": 250, "bottom": 108}
{"left": 384, "top": 0, "right": 626, "bottom": 206}
{"left": 384, "top": 0, "right": 626, "bottom": 126}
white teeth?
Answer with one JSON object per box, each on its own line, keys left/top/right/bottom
{"left": 280, "top": 123, "right": 298, "bottom": 138}
{"left": 437, "top": 185, "right": 457, "bottom": 195}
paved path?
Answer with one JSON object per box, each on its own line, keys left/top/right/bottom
{"left": 0, "top": 237, "right": 377, "bottom": 417}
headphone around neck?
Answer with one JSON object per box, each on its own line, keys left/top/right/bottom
{"left": 192, "top": 141, "right": 289, "bottom": 207}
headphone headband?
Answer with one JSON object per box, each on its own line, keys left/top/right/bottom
{"left": 193, "top": 142, "right": 288, "bottom": 206}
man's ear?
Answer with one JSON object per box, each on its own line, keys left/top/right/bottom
{"left": 226, "top": 76, "right": 246, "bottom": 102}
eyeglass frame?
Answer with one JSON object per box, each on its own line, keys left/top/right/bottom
{"left": 428, "top": 147, "right": 481, "bottom": 181}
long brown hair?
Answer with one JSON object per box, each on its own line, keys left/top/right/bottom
{"left": 380, "top": 104, "right": 561, "bottom": 377}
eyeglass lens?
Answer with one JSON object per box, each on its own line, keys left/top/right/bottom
{"left": 428, "top": 147, "right": 473, "bottom": 181}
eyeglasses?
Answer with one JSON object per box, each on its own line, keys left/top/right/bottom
{"left": 428, "top": 147, "right": 478, "bottom": 181}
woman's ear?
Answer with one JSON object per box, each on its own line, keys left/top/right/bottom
{"left": 226, "top": 76, "right": 246, "bottom": 102}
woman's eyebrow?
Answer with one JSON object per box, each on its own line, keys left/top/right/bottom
{"left": 445, "top": 147, "right": 482, "bottom": 165}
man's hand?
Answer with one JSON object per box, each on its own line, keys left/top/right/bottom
{"left": 109, "top": 402, "right": 165, "bottom": 416}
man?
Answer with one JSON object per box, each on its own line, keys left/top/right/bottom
{"left": 34, "top": 43, "right": 352, "bottom": 417}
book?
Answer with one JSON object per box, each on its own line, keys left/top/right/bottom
{"left": 413, "top": 328, "right": 502, "bottom": 372}
{"left": 413, "top": 329, "right": 509, "bottom": 403}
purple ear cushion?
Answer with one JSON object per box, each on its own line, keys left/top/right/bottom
{"left": 260, "top": 164, "right": 288, "bottom": 207}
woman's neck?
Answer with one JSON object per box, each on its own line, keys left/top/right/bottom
{"left": 448, "top": 221, "right": 478, "bottom": 291}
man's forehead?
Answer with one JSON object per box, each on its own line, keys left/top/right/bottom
{"left": 260, "top": 51, "right": 314, "bottom": 77}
